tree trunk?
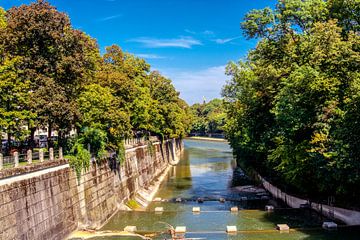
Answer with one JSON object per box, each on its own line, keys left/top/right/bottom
{"left": 48, "top": 122, "right": 53, "bottom": 148}
{"left": 58, "top": 130, "right": 63, "bottom": 148}
{"left": 7, "top": 132, "right": 11, "bottom": 155}
{"left": 30, "top": 127, "right": 36, "bottom": 150}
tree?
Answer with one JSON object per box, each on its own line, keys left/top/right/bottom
{"left": 3, "top": 0, "right": 99, "bottom": 147}
{"left": 0, "top": 57, "right": 34, "bottom": 153}
{"left": 223, "top": 0, "right": 360, "bottom": 204}
{"left": 0, "top": 1, "right": 192, "bottom": 168}
{"left": 77, "top": 83, "right": 131, "bottom": 146}
{"left": 190, "top": 99, "right": 226, "bottom": 136}
{"left": 0, "top": 7, "right": 5, "bottom": 30}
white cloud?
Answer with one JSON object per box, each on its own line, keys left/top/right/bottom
{"left": 184, "top": 29, "right": 196, "bottom": 34}
{"left": 135, "top": 54, "right": 166, "bottom": 59}
{"left": 129, "top": 37, "right": 202, "bottom": 48}
{"left": 184, "top": 29, "right": 215, "bottom": 36}
{"left": 158, "top": 65, "right": 229, "bottom": 104}
{"left": 214, "top": 36, "right": 241, "bottom": 44}
{"left": 98, "top": 14, "right": 122, "bottom": 22}
{"left": 203, "top": 30, "right": 215, "bottom": 35}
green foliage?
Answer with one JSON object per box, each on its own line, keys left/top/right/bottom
{"left": 66, "top": 141, "right": 91, "bottom": 180}
{"left": 126, "top": 199, "right": 140, "bottom": 209}
{"left": 65, "top": 127, "right": 106, "bottom": 180}
{"left": 0, "top": 7, "right": 6, "bottom": 29}
{"left": 224, "top": 0, "right": 360, "bottom": 204}
{"left": 0, "top": 1, "right": 191, "bottom": 159}
{"left": 0, "top": 56, "right": 35, "bottom": 145}
{"left": 1, "top": 0, "right": 99, "bottom": 147}
{"left": 117, "top": 142, "right": 126, "bottom": 165}
{"left": 190, "top": 98, "right": 226, "bottom": 135}
{"left": 79, "top": 127, "right": 107, "bottom": 159}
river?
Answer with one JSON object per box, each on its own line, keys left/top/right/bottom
{"left": 95, "top": 139, "right": 359, "bottom": 240}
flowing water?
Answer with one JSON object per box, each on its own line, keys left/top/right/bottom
{"left": 96, "top": 139, "right": 360, "bottom": 240}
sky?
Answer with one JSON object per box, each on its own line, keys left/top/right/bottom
{"left": 2, "top": 0, "right": 277, "bottom": 104}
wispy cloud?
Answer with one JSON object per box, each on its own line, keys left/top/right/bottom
{"left": 214, "top": 36, "right": 241, "bottom": 44}
{"left": 158, "top": 65, "right": 229, "bottom": 104}
{"left": 136, "top": 54, "right": 166, "bottom": 59}
{"left": 184, "top": 29, "right": 196, "bottom": 34}
{"left": 184, "top": 29, "right": 215, "bottom": 36}
{"left": 129, "top": 37, "right": 202, "bottom": 49}
{"left": 203, "top": 30, "right": 214, "bottom": 35}
{"left": 98, "top": 14, "right": 122, "bottom": 22}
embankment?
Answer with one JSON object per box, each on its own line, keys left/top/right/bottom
{"left": 0, "top": 138, "right": 183, "bottom": 240}
{"left": 260, "top": 175, "right": 360, "bottom": 225}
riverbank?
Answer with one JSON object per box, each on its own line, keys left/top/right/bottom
{"left": 259, "top": 175, "right": 360, "bottom": 225}
{"left": 0, "top": 138, "right": 183, "bottom": 240}
{"left": 185, "top": 136, "right": 228, "bottom": 142}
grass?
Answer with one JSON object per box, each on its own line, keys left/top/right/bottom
{"left": 2, "top": 159, "right": 46, "bottom": 169}
{"left": 126, "top": 199, "right": 141, "bottom": 210}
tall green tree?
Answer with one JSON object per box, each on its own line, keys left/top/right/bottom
{"left": 223, "top": 0, "right": 360, "bottom": 204}
{"left": 3, "top": 0, "right": 99, "bottom": 147}
{"left": 0, "top": 57, "right": 34, "bottom": 153}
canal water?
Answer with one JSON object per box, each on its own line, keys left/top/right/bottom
{"left": 97, "top": 139, "right": 359, "bottom": 239}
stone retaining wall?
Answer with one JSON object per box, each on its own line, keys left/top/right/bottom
{"left": 0, "top": 139, "right": 183, "bottom": 240}
{"left": 260, "top": 175, "right": 360, "bottom": 225}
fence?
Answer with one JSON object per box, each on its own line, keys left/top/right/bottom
{"left": 0, "top": 147, "right": 63, "bottom": 170}
{"left": 0, "top": 136, "right": 161, "bottom": 170}
{"left": 124, "top": 136, "right": 160, "bottom": 146}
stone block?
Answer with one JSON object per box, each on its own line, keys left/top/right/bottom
{"left": 59, "top": 147, "right": 63, "bottom": 159}
{"left": 265, "top": 205, "right": 274, "bottom": 212}
{"left": 230, "top": 207, "right": 239, "bottom": 212}
{"left": 322, "top": 222, "right": 337, "bottom": 230}
{"left": 192, "top": 207, "right": 201, "bottom": 213}
{"left": 226, "top": 226, "right": 237, "bottom": 233}
{"left": 277, "top": 224, "right": 290, "bottom": 232}
{"left": 124, "top": 226, "right": 137, "bottom": 232}
{"left": 300, "top": 203, "right": 310, "bottom": 209}
{"left": 14, "top": 152, "right": 19, "bottom": 167}
{"left": 49, "top": 148, "right": 54, "bottom": 161}
{"left": 27, "top": 150, "right": 32, "bottom": 164}
{"left": 154, "top": 207, "right": 164, "bottom": 213}
{"left": 175, "top": 226, "right": 186, "bottom": 234}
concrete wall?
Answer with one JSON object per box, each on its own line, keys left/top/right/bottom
{"left": 0, "top": 139, "right": 182, "bottom": 240}
{"left": 260, "top": 175, "right": 360, "bottom": 225}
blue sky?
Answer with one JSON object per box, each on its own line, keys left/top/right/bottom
{"left": 2, "top": 0, "right": 276, "bottom": 104}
